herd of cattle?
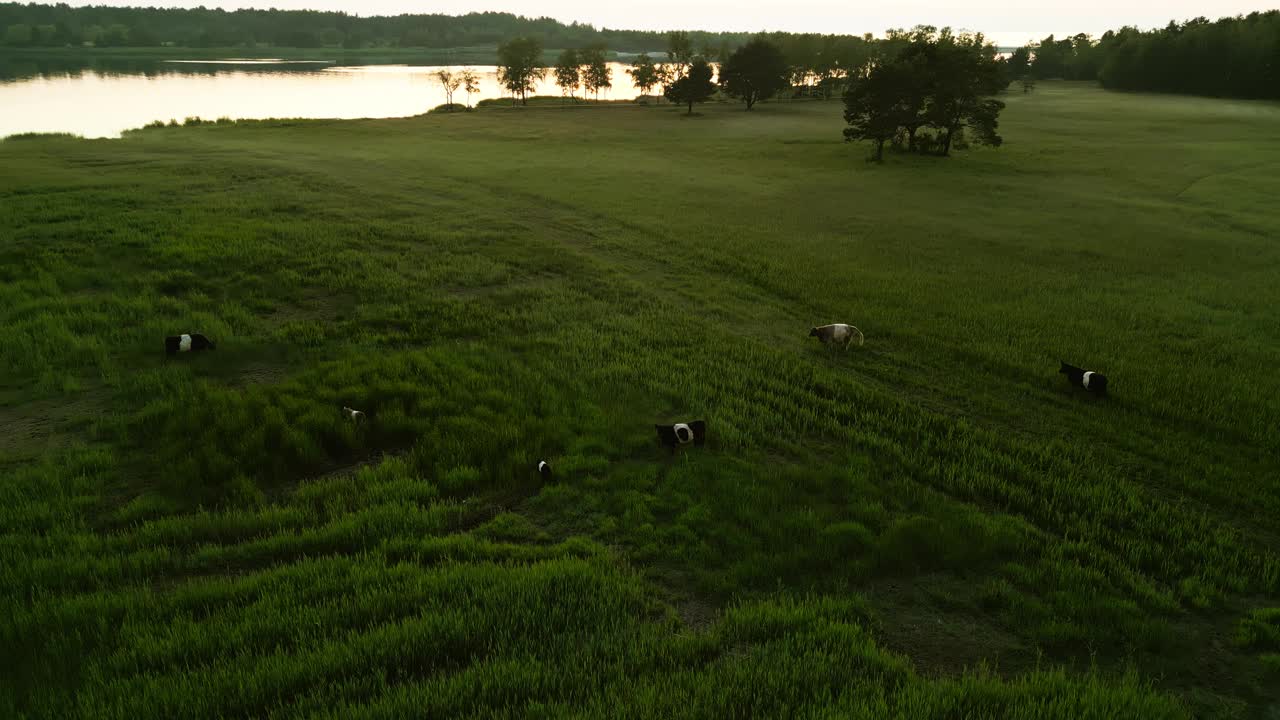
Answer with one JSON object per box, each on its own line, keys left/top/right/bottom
{"left": 164, "top": 324, "right": 1108, "bottom": 481}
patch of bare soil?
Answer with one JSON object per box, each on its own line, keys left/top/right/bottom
{"left": 866, "top": 576, "right": 1037, "bottom": 678}
{"left": 227, "top": 362, "right": 289, "bottom": 389}
{"left": 0, "top": 387, "right": 111, "bottom": 455}
{"left": 263, "top": 290, "right": 353, "bottom": 328}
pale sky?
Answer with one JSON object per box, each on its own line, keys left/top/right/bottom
{"left": 68, "top": 1, "right": 1277, "bottom": 46}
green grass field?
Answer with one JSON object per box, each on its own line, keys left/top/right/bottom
{"left": 2, "top": 82, "right": 1279, "bottom": 718}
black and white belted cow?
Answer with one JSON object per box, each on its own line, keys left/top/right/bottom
{"left": 655, "top": 420, "right": 707, "bottom": 451}
{"left": 165, "top": 333, "right": 216, "bottom": 356}
{"left": 1059, "top": 361, "right": 1109, "bottom": 396}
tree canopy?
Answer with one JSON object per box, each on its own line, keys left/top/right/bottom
{"left": 2, "top": 3, "right": 1275, "bottom": 102}
{"left": 579, "top": 43, "right": 610, "bottom": 100}
{"left": 843, "top": 28, "right": 1007, "bottom": 159}
{"left": 1011, "top": 11, "right": 1280, "bottom": 101}
{"left": 626, "top": 53, "right": 659, "bottom": 98}
{"left": 842, "top": 61, "right": 908, "bottom": 161}
{"left": 666, "top": 30, "right": 695, "bottom": 74}
{"left": 434, "top": 68, "right": 461, "bottom": 108}
{"left": 496, "top": 36, "right": 544, "bottom": 105}
{"left": 1096, "top": 12, "right": 1280, "bottom": 99}
{"left": 460, "top": 67, "right": 481, "bottom": 107}
{"left": 553, "top": 48, "right": 579, "bottom": 99}
{"left": 718, "top": 38, "right": 791, "bottom": 110}
{"left": 664, "top": 58, "right": 716, "bottom": 115}
{"left": 0, "top": 3, "right": 769, "bottom": 52}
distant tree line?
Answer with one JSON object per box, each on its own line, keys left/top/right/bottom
{"left": 4, "top": 4, "right": 1275, "bottom": 103}
{"left": 492, "top": 31, "right": 875, "bottom": 111}
{"left": 1006, "top": 11, "right": 1280, "bottom": 100}
{"left": 0, "top": 4, "right": 885, "bottom": 100}
{"left": 0, "top": 2, "right": 856, "bottom": 62}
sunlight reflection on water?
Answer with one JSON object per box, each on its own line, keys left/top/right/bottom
{"left": 1, "top": 61, "right": 645, "bottom": 139}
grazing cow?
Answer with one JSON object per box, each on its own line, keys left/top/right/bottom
{"left": 1060, "top": 361, "right": 1109, "bottom": 395}
{"left": 342, "top": 406, "right": 366, "bottom": 423}
{"left": 809, "top": 324, "right": 864, "bottom": 349}
{"left": 655, "top": 420, "right": 707, "bottom": 450}
{"left": 537, "top": 460, "right": 552, "bottom": 482}
{"left": 165, "top": 333, "right": 215, "bottom": 356}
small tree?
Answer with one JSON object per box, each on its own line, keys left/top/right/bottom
{"left": 627, "top": 53, "right": 659, "bottom": 100}
{"left": 653, "top": 63, "right": 675, "bottom": 103}
{"left": 580, "top": 44, "right": 611, "bottom": 101}
{"left": 718, "top": 37, "right": 791, "bottom": 110}
{"left": 497, "top": 36, "right": 545, "bottom": 105}
{"left": 962, "top": 98, "right": 1006, "bottom": 147}
{"left": 434, "top": 68, "right": 462, "bottom": 110}
{"left": 461, "top": 68, "right": 481, "bottom": 108}
{"left": 665, "top": 58, "right": 716, "bottom": 115}
{"left": 1007, "top": 46, "right": 1032, "bottom": 79}
{"left": 842, "top": 62, "right": 906, "bottom": 161}
{"left": 554, "top": 49, "right": 580, "bottom": 101}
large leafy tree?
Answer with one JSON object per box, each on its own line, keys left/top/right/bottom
{"left": 921, "top": 31, "right": 1007, "bottom": 155}
{"left": 842, "top": 60, "right": 909, "bottom": 161}
{"left": 664, "top": 58, "right": 716, "bottom": 115}
{"left": 553, "top": 48, "right": 580, "bottom": 101}
{"left": 627, "top": 53, "right": 659, "bottom": 99}
{"left": 842, "top": 27, "right": 1007, "bottom": 159}
{"left": 496, "top": 36, "right": 544, "bottom": 105}
{"left": 718, "top": 37, "right": 791, "bottom": 110}
{"left": 891, "top": 35, "right": 941, "bottom": 151}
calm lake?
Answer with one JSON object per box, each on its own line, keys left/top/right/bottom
{"left": 0, "top": 59, "right": 646, "bottom": 139}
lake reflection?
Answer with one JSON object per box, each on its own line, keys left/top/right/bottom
{"left": 0, "top": 60, "right": 647, "bottom": 139}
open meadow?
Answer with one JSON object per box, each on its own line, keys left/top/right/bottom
{"left": 2, "top": 82, "right": 1279, "bottom": 718}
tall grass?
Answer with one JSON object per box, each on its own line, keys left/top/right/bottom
{"left": 2, "top": 82, "right": 1278, "bottom": 717}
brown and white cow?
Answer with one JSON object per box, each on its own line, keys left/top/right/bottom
{"left": 809, "top": 324, "right": 864, "bottom": 349}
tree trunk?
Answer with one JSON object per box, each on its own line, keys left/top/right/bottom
{"left": 875, "top": 138, "right": 885, "bottom": 162}
{"left": 942, "top": 120, "right": 963, "bottom": 156}
{"left": 687, "top": 100, "right": 694, "bottom": 115}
